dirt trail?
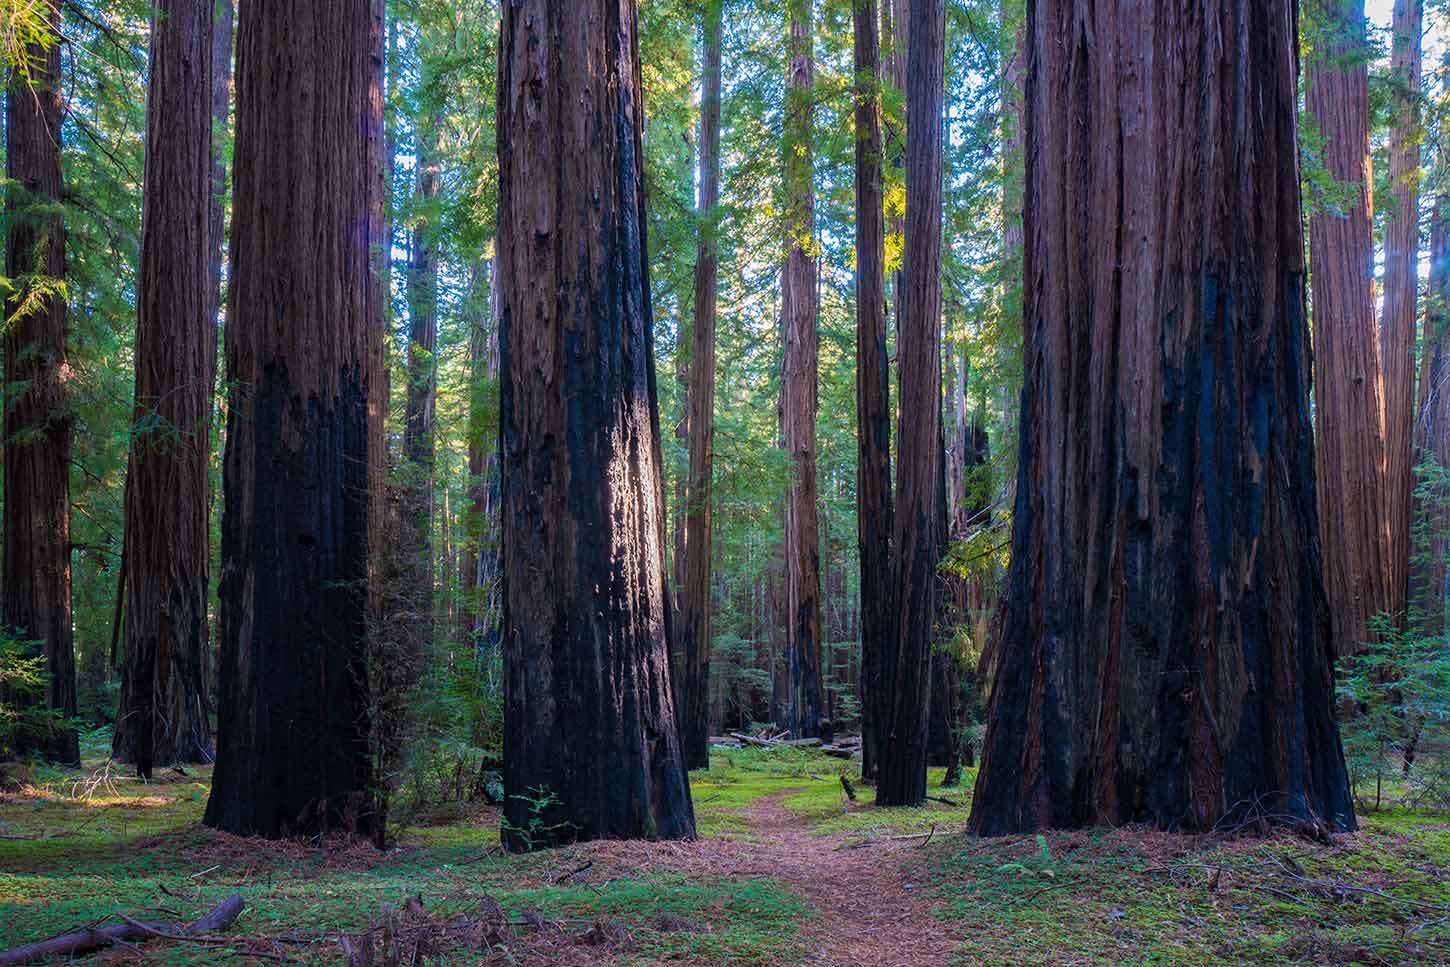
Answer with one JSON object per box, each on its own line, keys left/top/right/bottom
{"left": 718, "top": 789, "right": 959, "bottom": 967}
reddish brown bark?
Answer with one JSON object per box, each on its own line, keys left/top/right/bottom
{"left": 3, "top": 2, "right": 77, "bottom": 765}
{"left": 496, "top": 0, "right": 694, "bottom": 849}
{"left": 1307, "top": 0, "right": 1392, "bottom": 656}
{"left": 681, "top": 0, "right": 723, "bottom": 770}
{"left": 970, "top": 0, "right": 1354, "bottom": 835}
{"left": 876, "top": 0, "right": 944, "bottom": 808}
{"left": 1418, "top": 189, "right": 1450, "bottom": 629}
{"left": 114, "top": 0, "right": 217, "bottom": 775}
{"left": 854, "top": 0, "right": 893, "bottom": 781}
{"left": 779, "top": 0, "right": 823, "bottom": 739}
{"left": 1382, "top": 0, "right": 1423, "bottom": 627}
{"left": 206, "top": 0, "right": 384, "bottom": 838}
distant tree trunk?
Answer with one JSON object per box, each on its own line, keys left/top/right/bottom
{"left": 205, "top": 0, "right": 383, "bottom": 839}
{"left": 3, "top": 2, "right": 78, "bottom": 766}
{"left": 1305, "top": 0, "right": 1392, "bottom": 658}
{"left": 114, "top": 0, "right": 216, "bottom": 776}
{"left": 854, "top": 0, "right": 893, "bottom": 782}
{"left": 1382, "top": 0, "right": 1423, "bottom": 625}
{"left": 210, "top": 0, "right": 233, "bottom": 321}
{"left": 462, "top": 259, "right": 501, "bottom": 648}
{"left": 681, "top": 0, "right": 723, "bottom": 770}
{"left": 970, "top": 0, "right": 1355, "bottom": 835}
{"left": 780, "top": 0, "right": 823, "bottom": 740}
{"left": 876, "top": 0, "right": 944, "bottom": 808}
{"left": 404, "top": 113, "right": 442, "bottom": 650}
{"left": 496, "top": 0, "right": 695, "bottom": 850}
{"left": 1418, "top": 188, "right": 1450, "bottom": 631}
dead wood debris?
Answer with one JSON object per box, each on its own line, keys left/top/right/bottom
{"left": 0, "top": 895, "right": 245, "bottom": 967}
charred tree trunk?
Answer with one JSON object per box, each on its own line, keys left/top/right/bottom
{"left": 3, "top": 3, "right": 78, "bottom": 766}
{"left": 780, "top": 0, "right": 823, "bottom": 740}
{"left": 496, "top": 0, "right": 695, "bottom": 850}
{"left": 970, "top": 0, "right": 1355, "bottom": 835}
{"left": 1306, "top": 0, "right": 1393, "bottom": 657}
{"left": 854, "top": 0, "right": 893, "bottom": 783}
{"left": 1382, "top": 0, "right": 1423, "bottom": 626}
{"left": 205, "top": 0, "right": 383, "bottom": 839}
{"left": 114, "top": 0, "right": 216, "bottom": 775}
{"left": 876, "top": 0, "right": 944, "bottom": 808}
{"left": 681, "top": 0, "right": 723, "bottom": 771}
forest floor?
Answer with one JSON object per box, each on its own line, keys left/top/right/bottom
{"left": 2, "top": 733, "right": 1449, "bottom": 966}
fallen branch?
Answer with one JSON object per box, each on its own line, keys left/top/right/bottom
{"left": 0, "top": 895, "right": 244, "bottom": 966}
{"left": 926, "top": 794, "right": 960, "bottom": 807}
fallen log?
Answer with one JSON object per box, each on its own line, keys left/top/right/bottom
{"left": 0, "top": 895, "right": 245, "bottom": 966}
{"left": 781, "top": 738, "right": 822, "bottom": 747}
{"left": 730, "top": 732, "right": 782, "bottom": 749}
{"left": 926, "top": 794, "right": 961, "bottom": 807}
{"left": 820, "top": 746, "right": 857, "bottom": 759}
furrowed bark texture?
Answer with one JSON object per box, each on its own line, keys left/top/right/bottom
{"left": 681, "top": 0, "right": 723, "bottom": 770}
{"left": 780, "top": 0, "right": 823, "bottom": 740}
{"left": 1306, "top": 0, "right": 1393, "bottom": 656}
{"left": 969, "top": 0, "right": 1355, "bottom": 835}
{"left": 876, "top": 0, "right": 943, "bottom": 808}
{"left": 1419, "top": 190, "right": 1450, "bottom": 629}
{"left": 1381, "top": 0, "right": 1423, "bottom": 625}
{"left": 3, "top": 2, "right": 78, "bottom": 765}
{"left": 854, "top": 0, "right": 893, "bottom": 782}
{"left": 206, "top": 0, "right": 383, "bottom": 839}
{"left": 115, "top": 0, "right": 216, "bottom": 774}
{"left": 497, "top": 0, "right": 695, "bottom": 850}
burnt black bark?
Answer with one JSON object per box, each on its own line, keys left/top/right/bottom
{"left": 205, "top": 0, "right": 383, "bottom": 839}
{"left": 497, "top": 0, "right": 695, "bottom": 850}
{"left": 970, "top": 0, "right": 1354, "bottom": 835}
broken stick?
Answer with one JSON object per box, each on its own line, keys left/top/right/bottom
{"left": 0, "top": 895, "right": 244, "bottom": 966}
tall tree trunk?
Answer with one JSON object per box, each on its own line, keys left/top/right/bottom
{"left": 114, "top": 0, "right": 216, "bottom": 776}
{"left": 463, "top": 259, "right": 500, "bottom": 648}
{"left": 1306, "top": 0, "right": 1392, "bottom": 658}
{"left": 854, "top": 0, "right": 893, "bottom": 783}
{"left": 205, "top": 0, "right": 384, "bottom": 839}
{"left": 1382, "top": 0, "right": 1423, "bottom": 626}
{"left": 404, "top": 113, "right": 442, "bottom": 650}
{"left": 496, "top": 0, "right": 695, "bottom": 850}
{"left": 210, "top": 0, "right": 233, "bottom": 323}
{"left": 1418, "top": 188, "right": 1450, "bottom": 630}
{"left": 780, "top": 0, "right": 823, "bottom": 740}
{"left": 876, "top": 0, "right": 944, "bottom": 808}
{"left": 3, "top": 2, "right": 77, "bottom": 765}
{"left": 681, "top": 0, "right": 723, "bottom": 770}
{"left": 970, "top": 0, "right": 1355, "bottom": 835}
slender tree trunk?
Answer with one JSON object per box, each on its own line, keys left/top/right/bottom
{"left": 854, "top": 0, "right": 893, "bottom": 783}
{"left": 496, "top": 0, "right": 695, "bottom": 850}
{"left": 210, "top": 0, "right": 233, "bottom": 323}
{"left": 970, "top": 0, "right": 1355, "bottom": 835}
{"left": 3, "top": 2, "right": 77, "bottom": 765}
{"left": 1418, "top": 187, "right": 1450, "bottom": 631}
{"left": 205, "top": 0, "right": 384, "bottom": 839}
{"left": 780, "top": 0, "right": 823, "bottom": 740}
{"left": 681, "top": 0, "right": 723, "bottom": 770}
{"left": 1305, "top": 0, "right": 1392, "bottom": 658}
{"left": 1382, "top": 0, "right": 1424, "bottom": 625}
{"left": 114, "top": 0, "right": 216, "bottom": 776}
{"left": 463, "top": 259, "right": 500, "bottom": 647}
{"left": 876, "top": 0, "right": 944, "bottom": 808}
{"left": 404, "top": 112, "right": 442, "bottom": 651}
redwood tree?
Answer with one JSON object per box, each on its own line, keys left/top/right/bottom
{"left": 3, "top": 1, "right": 78, "bottom": 765}
{"left": 114, "top": 0, "right": 216, "bottom": 774}
{"left": 779, "top": 0, "right": 823, "bottom": 739}
{"left": 969, "top": 0, "right": 1355, "bottom": 835}
{"left": 205, "top": 0, "right": 384, "bottom": 838}
{"left": 496, "top": 0, "right": 695, "bottom": 849}
{"left": 1307, "top": 0, "right": 1393, "bottom": 657}
{"left": 876, "top": 0, "right": 943, "bottom": 808}
{"left": 1382, "top": 0, "right": 1423, "bottom": 622}
{"left": 854, "top": 0, "right": 893, "bottom": 781}
{"left": 681, "top": 0, "right": 724, "bottom": 770}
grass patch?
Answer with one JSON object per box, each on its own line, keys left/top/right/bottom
{"left": 0, "top": 734, "right": 809, "bottom": 966}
